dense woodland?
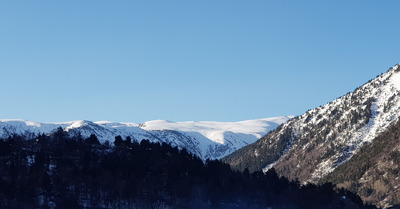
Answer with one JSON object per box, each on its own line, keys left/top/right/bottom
{"left": 0, "top": 128, "right": 376, "bottom": 208}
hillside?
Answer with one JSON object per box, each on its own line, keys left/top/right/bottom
{"left": 323, "top": 119, "right": 400, "bottom": 208}
{"left": 224, "top": 64, "right": 400, "bottom": 208}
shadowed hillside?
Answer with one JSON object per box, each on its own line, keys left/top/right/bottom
{"left": 0, "top": 129, "right": 372, "bottom": 209}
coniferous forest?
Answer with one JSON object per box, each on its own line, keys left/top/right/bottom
{"left": 0, "top": 128, "right": 375, "bottom": 209}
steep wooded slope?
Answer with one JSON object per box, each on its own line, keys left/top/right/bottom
{"left": 323, "top": 119, "right": 400, "bottom": 208}
{"left": 224, "top": 64, "right": 400, "bottom": 185}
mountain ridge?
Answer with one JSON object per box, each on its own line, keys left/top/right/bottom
{"left": 224, "top": 64, "right": 400, "bottom": 179}
{"left": 223, "top": 63, "right": 400, "bottom": 208}
{"left": 0, "top": 116, "right": 291, "bottom": 160}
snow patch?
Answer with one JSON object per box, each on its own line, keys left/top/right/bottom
{"left": 141, "top": 116, "right": 293, "bottom": 145}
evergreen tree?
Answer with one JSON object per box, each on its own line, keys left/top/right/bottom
{"left": 114, "top": 135, "right": 123, "bottom": 146}
{"left": 86, "top": 134, "right": 100, "bottom": 145}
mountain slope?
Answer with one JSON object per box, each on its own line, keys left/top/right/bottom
{"left": 0, "top": 116, "right": 291, "bottom": 160}
{"left": 323, "top": 119, "right": 400, "bottom": 208}
{"left": 224, "top": 64, "right": 400, "bottom": 184}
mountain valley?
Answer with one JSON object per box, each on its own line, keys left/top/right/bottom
{"left": 3, "top": 64, "right": 400, "bottom": 208}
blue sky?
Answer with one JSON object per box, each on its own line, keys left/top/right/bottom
{"left": 1, "top": 1, "right": 400, "bottom": 123}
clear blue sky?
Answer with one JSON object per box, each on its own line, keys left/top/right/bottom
{"left": 1, "top": 1, "right": 399, "bottom": 123}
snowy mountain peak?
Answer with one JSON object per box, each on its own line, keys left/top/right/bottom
{"left": 225, "top": 63, "right": 400, "bottom": 184}
{"left": 65, "top": 120, "right": 97, "bottom": 131}
{"left": 0, "top": 116, "right": 291, "bottom": 160}
{"left": 139, "top": 116, "right": 293, "bottom": 145}
{"left": 299, "top": 64, "right": 400, "bottom": 181}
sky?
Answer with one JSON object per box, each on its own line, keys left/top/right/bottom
{"left": 1, "top": 0, "right": 400, "bottom": 123}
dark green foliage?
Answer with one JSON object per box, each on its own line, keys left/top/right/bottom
{"left": 125, "top": 136, "right": 132, "bottom": 145}
{"left": 113, "top": 135, "right": 123, "bottom": 146}
{"left": 85, "top": 134, "right": 100, "bottom": 145}
{"left": 0, "top": 133, "right": 374, "bottom": 209}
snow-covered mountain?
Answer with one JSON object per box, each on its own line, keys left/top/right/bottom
{"left": 0, "top": 116, "right": 291, "bottom": 160}
{"left": 224, "top": 64, "right": 400, "bottom": 183}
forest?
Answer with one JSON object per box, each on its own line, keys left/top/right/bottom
{"left": 0, "top": 128, "right": 376, "bottom": 209}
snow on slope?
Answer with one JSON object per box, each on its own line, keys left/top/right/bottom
{"left": 0, "top": 119, "right": 70, "bottom": 136}
{"left": 224, "top": 64, "right": 400, "bottom": 184}
{"left": 0, "top": 116, "right": 292, "bottom": 159}
{"left": 269, "top": 64, "right": 400, "bottom": 182}
{"left": 310, "top": 64, "right": 400, "bottom": 180}
{"left": 140, "top": 117, "right": 292, "bottom": 159}
{"left": 140, "top": 117, "right": 290, "bottom": 145}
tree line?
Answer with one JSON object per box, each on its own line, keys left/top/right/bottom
{"left": 0, "top": 128, "right": 376, "bottom": 208}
